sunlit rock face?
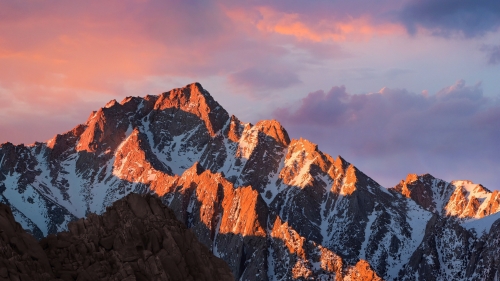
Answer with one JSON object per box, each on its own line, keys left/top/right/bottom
{"left": 393, "top": 173, "right": 500, "bottom": 220}
{"left": 1, "top": 82, "right": 500, "bottom": 280}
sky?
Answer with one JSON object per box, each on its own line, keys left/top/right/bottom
{"left": 0, "top": 0, "right": 499, "bottom": 189}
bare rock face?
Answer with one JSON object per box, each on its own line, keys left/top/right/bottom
{"left": 393, "top": 174, "right": 500, "bottom": 220}
{"left": 268, "top": 216, "right": 382, "bottom": 281}
{"left": 445, "top": 180, "right": 500, "bottom": 219}
{"left": 0, "top": 204, "right": 53, "bottom": 281}
{"left": 345, "top": 260, "right": 383, "bottom": 281}
{"left": 0, "top": 195, "right": 233, "bottom": 281}
{"left": 40, "top": 193, "right": 233, "bottom": 281}
{"left": 392, "top": 174, "right": 455, "bottom": 214}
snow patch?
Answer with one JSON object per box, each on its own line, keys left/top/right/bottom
{"left": 462, "top": 212, "right": 500, "bottom": 235}
{"left": 359, "top": 205, "right": 379, "bottom": 259}
{"left": 2, "top": 173, "right": 50, "bottom": 235}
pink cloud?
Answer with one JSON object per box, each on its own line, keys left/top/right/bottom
{"left": 227, "top": 5, "right": 405, "bottom": 43}
{"left": 0, "top": 1, "right": 303, "bottom": 144}
{"left": 3, "top": 0, "right": 389, "bottom": 145}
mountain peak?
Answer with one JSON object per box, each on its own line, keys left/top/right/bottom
{"left": 289, "top": 137, "right": 318, "bottom": 152}
{"left": 334, "top": 155, "right": 350, "bottom": 172}
{"left": 451, "top": 180, "right": 491, "bottom": 194}
{"left": 154, "top": 83, "right": 229, "bottom": 136}
{"left": 405, "top": 173, "right": 419, "bottom": 183}
{"left": 104, "top": 99, "right": 119, "bottom": 108}
{"left": 253, "top": 119, "right": 290, "bottom": 147}
{"left": 224, "top": 115, "right": 243, "bottom": 142}
{"left": 392, "top": 173, "right": 452, "bottom": 213}
{"left": 392, "top": 173, "right": 500, "bottom": 220}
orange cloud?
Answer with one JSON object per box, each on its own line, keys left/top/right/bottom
{"left": 228, "top": 6, "right": 405, "bottom": 42}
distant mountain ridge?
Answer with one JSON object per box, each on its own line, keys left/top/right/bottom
{"left": 0, "top": 82, "right": 499, "bottom": 280}
{"left": 393, "top": 173, "right": 500, "bottom": 220}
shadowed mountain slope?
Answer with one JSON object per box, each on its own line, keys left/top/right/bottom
{"left": 0, "top": 193, "right": 233, "bottom": 281}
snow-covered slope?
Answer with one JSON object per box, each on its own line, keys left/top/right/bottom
{"left": 391, "top": 174, "right": 500, "bottom": 280}
{"left": 1, "top": 82, "right": 499, "bottom": 280}
{"left": 462, "top": 212, "right": 500, "bottom": 236}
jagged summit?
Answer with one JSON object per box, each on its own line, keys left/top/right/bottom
{"left": 253, "top": 119, "right": 291, "bottom": 147}
{"left": 392, "top": 173, "right": 454, "bottom": 214}
{"left": 392, "top": 173, "right": 500, "bottom": 221}
{"left": 1, "top": 83, "right": 500, "bottom": 280}
{"left": 154, "top": 82, "right": 229, "bottom": 136}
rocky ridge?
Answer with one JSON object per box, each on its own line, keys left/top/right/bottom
{"left": 391, "top": 173, "right": 500, "bottom": 280}
{"left": 393, "top": 173, "right": 500, "bottom": 220}
{"left": 0, "top": 193, "right": 233, "bottom": 280}
{"left": 0, "top": 82, "right": 499, "bottom": 280}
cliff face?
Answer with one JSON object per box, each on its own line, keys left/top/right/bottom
{"left": 0, "top": 193, "right": 234, "bottom": 281}
{"left": 1, "top": 82, "right": 499, "bottom": 280}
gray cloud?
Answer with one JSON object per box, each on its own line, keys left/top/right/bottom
{"left": 399, "top": 0, "right": 500, "bottom": 37}
{"left": 273, "top": 80, "right": 500, "bottom": 189}
{"left": 481, "top": 44, "right": 500, "bottom": 64}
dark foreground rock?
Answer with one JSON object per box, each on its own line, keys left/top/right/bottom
{"left": 0, "top": 193, "right": 234, "bottom": 281}
{"left": 0, "top": 203, "right": 53, "bottom": 281}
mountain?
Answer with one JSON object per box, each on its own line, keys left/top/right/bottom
{"left": 0, "top": 82, "right": 499, "bottom": 280}
{"left": 393, "top": 173, "right": 500, "bottom": 220}
{"left": 390, "top": 173, "right": 500, "bottom": 280}
{"left": 0, "top": 193, "right": 233, "bottom": 280}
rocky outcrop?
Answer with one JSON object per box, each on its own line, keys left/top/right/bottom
{"left": 42, "top": 193, "right": 233, "bottom": 281}
{"left": 392, "top": 174, "right": 455, "bottom": 214}
{"left": 345, "top": 260, "right": 383, "bottom": 281}
{"left": 445, "top": 180, "right": 500, "bottom": 219}
{"left": 0, "top": 194, "right": 234, "bottom": 281}
{"left": 393, "top": 174, "right": 500, "bottom": 220}
{"left": 0, "top": 203, "right": 53, "bottom": 280}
